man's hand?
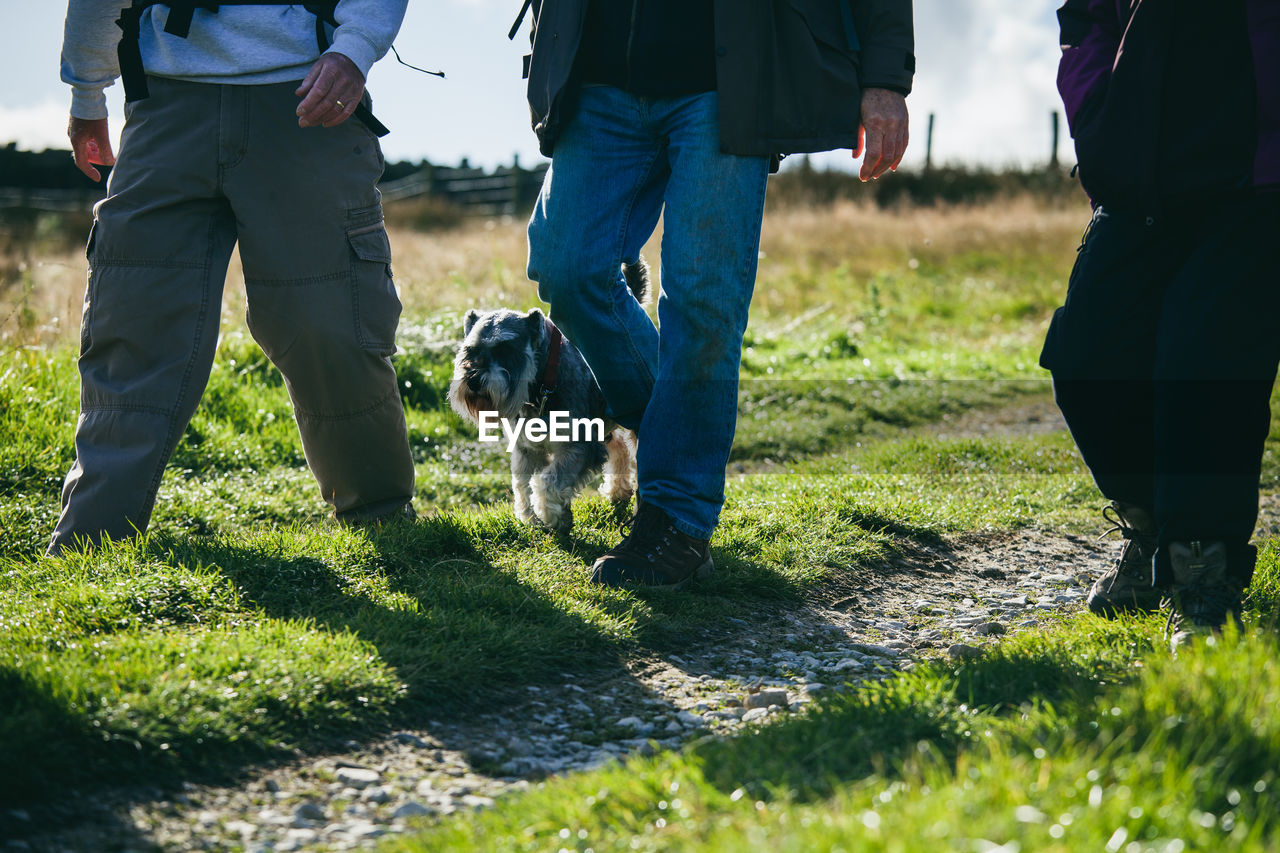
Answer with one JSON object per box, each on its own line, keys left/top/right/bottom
{"left": 853, "top": 88, "right": 909, "bottom": 181}
{"left": 296, "top": 52, "right": 366, "bottom": 128}
{"left": 68, "top": 117, "right": 116, "bottom": 183}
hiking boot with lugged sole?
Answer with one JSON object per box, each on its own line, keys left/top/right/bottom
{"left": 590, "top": 501, "right": 713, "bottom": 590}
{"left": 1168, "top": 540, "right": 1244, "bottom": 650}
{"left": 1087, "top": 501, "right": 1162, "bottom": 617}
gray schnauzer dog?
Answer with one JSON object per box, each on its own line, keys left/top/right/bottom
{"left": 449, "top": 262, "right": 649, "bottom": 533}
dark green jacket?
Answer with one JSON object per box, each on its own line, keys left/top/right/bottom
{"left": 522, "top": 0, "right": 915, "bottom": 157}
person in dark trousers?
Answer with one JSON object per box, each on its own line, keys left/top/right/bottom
{"left": 1042, "top": 0, "right": 1280, "bottom": 645}
{"left": 517, "top": 0, "right": 915, "bottom": 588}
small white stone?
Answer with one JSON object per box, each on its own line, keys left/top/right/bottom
{"left": 741, "top": 707, "right": 770, "bottom": 723}
{"left": 285, "top": 828, "right": 318, "bottom": 844}
{"left": 334, "top": 767, "right": 381, "bottom": 789}
{"left": 345, "top": 820, "right": 385, "bottom": 839}
{"left": 827, "top": 658, "right": 864, "bottom": 672}
{"left": 851, "top": 643, "right": 900, "bottom": 658}
{"left": 744, "top": 689, "right": 788, "bottom": 710}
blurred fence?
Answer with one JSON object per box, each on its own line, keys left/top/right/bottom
{"left": 1, "top": 142, "right": 1085, "bottom": 239}
{"left": 0, "top": 163, "right": 550, "bottom": 220}
{"left": 379, "top": 163, "right": 549, "bottom": 217}
{"left": 0, "top": 188, "right": 103, "bottom": 212}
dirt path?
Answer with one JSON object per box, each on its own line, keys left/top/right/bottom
{"left": 10, "top": 524, "right": 1120, "bottom": 852}
{"left": 13, "top": 396, "right": 1262, "bottom": 852}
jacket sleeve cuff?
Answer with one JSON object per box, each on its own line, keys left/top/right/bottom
{"left": 70, "top": 86, "right": 110, "bottom": 121}
{"left": 327, "top": 31, "right": 379, "bottom": 80}
{"left": 864, "top": 83, "right": 910, "bottom": 97}
{"left": 860, "top": 46, "right": 915, "bottom": 96}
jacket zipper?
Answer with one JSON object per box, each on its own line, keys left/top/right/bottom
{"left": 624, "top": 0, "right": 642, "bottom": 92}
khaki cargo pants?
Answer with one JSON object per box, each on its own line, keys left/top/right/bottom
{"left": 48, "top": 77, "right": 415, "bottom": 553}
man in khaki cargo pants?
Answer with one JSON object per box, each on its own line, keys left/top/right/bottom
{"left": 50, "top": 0, "right": 415, "bottom": 553}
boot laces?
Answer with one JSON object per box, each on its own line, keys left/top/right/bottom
{"left": 1096, "top": 504, "right": 1151, "bottom": 587}
{"left": 1164, "top": 571, "right": 1240, "bottom": 639}
{"left": 617, "top": 504, "right": 671, "bottom": 558}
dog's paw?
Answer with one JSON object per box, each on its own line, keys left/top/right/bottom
{"left": 552, "top": 513, "right": 574, "bottom": 536}
{"left": 530, "top": 511, "right": 573, "bottom": 536}
{"left": 514, "top": 500, "right": 538, "bottom": 525}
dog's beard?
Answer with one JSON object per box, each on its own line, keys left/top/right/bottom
{"left": 448, "top": 354, "right": 536, "bottom": 424}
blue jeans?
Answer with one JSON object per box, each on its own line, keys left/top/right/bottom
{"left": 527, "top": 87, "right": 769, "bottom": 540}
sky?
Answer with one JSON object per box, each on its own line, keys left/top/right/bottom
{"left": 0, "top": 0, "right": 1068, "bottom": 172}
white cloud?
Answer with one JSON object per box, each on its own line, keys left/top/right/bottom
{"left": 0, "top": 99, "right": 75, "bottom": 152}
{"left": 906, "top": 0, "right": 1065, "bottom": 168}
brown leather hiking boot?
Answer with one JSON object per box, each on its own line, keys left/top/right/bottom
{"left": 1087, "top": 501, "right": 1163, "bottom": 617}
{"left": 590, "top": 501, "right": 714, "bottom": 589}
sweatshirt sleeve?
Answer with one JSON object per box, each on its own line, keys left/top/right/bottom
{"left": 853, "top": 0, "right": 916, "bottom": 95}
{"left": 60, "top": 0, "right": 123, "bottom": 120}
{"left": 328, "top": 0, "right": 409, "bottom": 79}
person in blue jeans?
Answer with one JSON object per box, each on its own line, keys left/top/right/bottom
{"left": 514, "top": 0, "right": 915, "bottom": 587}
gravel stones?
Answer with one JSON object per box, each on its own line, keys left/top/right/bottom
{"left": 947, "top": 643, "right": 985, "bottom": 660}
{"left": 12, "top": 526, "right": 1121, "bottom": 852}
{"left": 292, "top": 802, "right": 326, "bottom": 824}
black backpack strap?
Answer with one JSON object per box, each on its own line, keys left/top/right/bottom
{"left": 508, "top": 0, "right": 533, "bottom": 40}
{"left": 303, "top": 3, "right": 390, "bottom": 137}
{"left": 117, "top": 0, "right": 156, "bottom": 101}
{"left": 117, "top": 0, "right": 302, "bottom": 101}
{"left": 115, "top": 0, "right": 389, "bottom": 137}
{"left": 163, "top": 0, "right": 216, "bottom": 37}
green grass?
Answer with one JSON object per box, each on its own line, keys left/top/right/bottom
{"left": 3, "top": 203, "right": 1279, "bottom": 851}
{"left": 389, "top": 607, "right": 1280, "bottom": 852}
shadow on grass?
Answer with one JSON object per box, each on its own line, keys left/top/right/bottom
{"left": 0, "top": 675, "right": 156, "bottom": 848}
{"left": 689, "top": 618, "right": 1160, "bottom": 803}
{"left": 164, "top": 517, "right": 631, "bottom": 713}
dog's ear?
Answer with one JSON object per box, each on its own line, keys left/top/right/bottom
{"left": 463, "top": 309, "right": 481, "bottom": 335}
{"left": 526, "top": 309, "right": 546, "bottom": 343}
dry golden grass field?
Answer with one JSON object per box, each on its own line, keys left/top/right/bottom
{"left": 1, "top": 196, "right": 1088, "bottom": 348}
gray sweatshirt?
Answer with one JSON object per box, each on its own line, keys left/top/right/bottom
{"left": 61, "top": 1, "right": 409, "bottom": 119}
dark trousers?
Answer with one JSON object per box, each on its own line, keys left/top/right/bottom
{"left": 1040, "top": 195, "right": 1280, "bottom": 586}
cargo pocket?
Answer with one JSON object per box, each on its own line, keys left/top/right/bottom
{"left": 80, "top": 221, "right": 98, "bottom": 354}
{"left": 346, "top": 216, "right": 401, "bottom": 356}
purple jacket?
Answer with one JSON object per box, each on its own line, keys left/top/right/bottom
{"left": 1057, "top": 0, "right": 1280, "bottom": 206}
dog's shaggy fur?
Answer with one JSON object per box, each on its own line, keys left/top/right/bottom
{"left": 448, "top": 262, "right": 649, "bottom": 533}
